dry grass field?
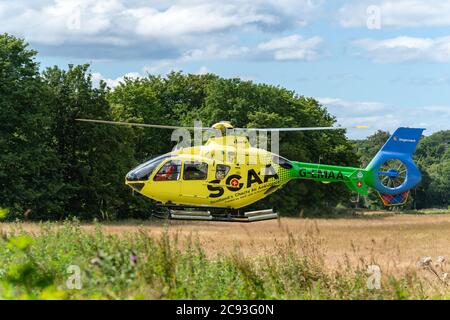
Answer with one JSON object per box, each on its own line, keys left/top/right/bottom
{"left": 3, "top": 212, "right": 449, "bottom": 273}
{"left": 1, "top": 211, "right": 449, "bottom": 299}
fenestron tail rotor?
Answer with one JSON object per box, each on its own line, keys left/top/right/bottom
{"left": 377, "top": 159, "right": 408, "bottom": 190}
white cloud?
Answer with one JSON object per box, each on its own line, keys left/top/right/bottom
{"left": 257, "top": 35, "right": 323, "bottom": 61}
{"left": 92, "top": 72, "right": 141, "bottom": 88}
{"left": 423, "top": 106, "right": 450, "bottom": 115}
{"left": 318, "top": 97, "right": 393, "bottom": 138}
{"left": 0, "top": 0, "right": 323, "bottom": 60}
{"left": 143, "top": 60, "right": 181, "bottom": 74}
{"left": 394, "top": 75, "right": 450, "bottom": 86}
{"left": 353, "top": 36, "right": 450, "bottom": 63}
{"left": 318, "top": 97, "right": 450, "bottom": 139}
{"left": 142, "top": 43, "right": 250, "bottom": 74}
{"left": 340, "top": 115, "right": 404, "bottom": 139}
{"left": 131, "top": 3, "right": 277, "bottom": 38}
{"left": 1, "top": 0, "right": 127, "bottom": 45}
{"left": 318, "top": 97, "right": 391, "bottom": 130}
{"left": 339, "top": 0, "right": 450, "bottom": 28}
{"left": 195, "top": 66, "right": 210, "bottom": 75}
{"left": 140, "top": 33, "right": 324, "bottom": 72}
{"left": 318, "top": 97, "right": 386, "bottom": 115}
{"left": 184, "top": 44, "right": 250, "bottom": 61}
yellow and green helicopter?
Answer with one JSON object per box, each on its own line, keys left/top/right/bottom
{"left": 78, "top": 119, "right": 424, "bottom": 222}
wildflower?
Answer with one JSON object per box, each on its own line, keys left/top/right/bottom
{"left": 130, "top": 251, "right": 138, "bottom": 265}
{"left": 436, "top": 256, "right": 445, "bottom": 267}
{"left": 418, "top": 256, "right": 432, "bottom": 268}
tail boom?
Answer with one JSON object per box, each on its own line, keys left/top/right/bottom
{"left": 286, "top": 127, "right": 425, "bottom": 206}
{"left": 289, "top": 162, "right": 369, "bottom": 195}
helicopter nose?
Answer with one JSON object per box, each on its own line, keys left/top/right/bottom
{"left": 125, "top": 171, "right": 146, "bottom": 192}
{"left": 126, "top": 180, "right": 145, "bottom": 192}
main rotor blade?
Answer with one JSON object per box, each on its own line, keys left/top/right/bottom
{"left": 233, "top": 125, "right": 369, "bottom": 132}
{"left": 76, "top": 119, "right": 215, "bottom": 131}
{"left": 76, "top": 119, "right": 369, "bottom": 131}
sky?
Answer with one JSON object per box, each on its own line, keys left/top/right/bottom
{"left": 1, "top": 0, "right": 450, "bottom": 139}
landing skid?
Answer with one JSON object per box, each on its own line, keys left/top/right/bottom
{"left": 152, "top": 205, "right": 278, "bottom": 222}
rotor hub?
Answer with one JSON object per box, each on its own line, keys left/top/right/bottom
{"left": 211, "top": 121, "right": 234, "bottom": 134}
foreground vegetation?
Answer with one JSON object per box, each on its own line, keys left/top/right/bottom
{"left": 0, "top": 221, "right": 448, "bottom": 300}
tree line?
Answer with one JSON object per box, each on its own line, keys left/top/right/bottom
{"left": 0, "top": 34, "right": 448, "bottom": 220}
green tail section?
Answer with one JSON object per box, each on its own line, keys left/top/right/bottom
{"left": 288, "top": 161, "right": 369, "bottom": 196}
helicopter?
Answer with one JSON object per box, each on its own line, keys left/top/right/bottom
{"left": 77, "top": 119, "right": 425, "bottom": 222}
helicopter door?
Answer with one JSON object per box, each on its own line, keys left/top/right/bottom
{"left": 152, "top": 160, "right": 182, "bottom": 202}
{"left": 181, "top": 161, "right": 210, "bottom": 203}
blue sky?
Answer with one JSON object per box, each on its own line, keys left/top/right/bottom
{"left": 1, "top": 0, "right": 450, "bottom": 138}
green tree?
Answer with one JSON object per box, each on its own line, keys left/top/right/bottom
{"left": 108, "top": 76, "right": 169, "bottom": 162}
{"left": 414, "top": 131, "right": 449, "bottom": 208}
{"left": 0, "top": 34, "right": 62, "bottom": 219}
{"left": 42, "top": 64, "right": 143, "bottom": 219}
{"left": 352, "top": 130, "right": 392, "bottom": 209}
{"left": 353, "top": 130, "right": 390, "bottom": 166}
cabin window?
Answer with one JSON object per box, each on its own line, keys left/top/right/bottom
{"left": 153, "top": 160, "right": 182, "bottom": 181}
{"left": 215, "top": 164, "right": 230, "bottom": 180}
{"left": 183, "top": 161, "right": 208, "bottom": 180}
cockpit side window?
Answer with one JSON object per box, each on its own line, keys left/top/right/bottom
{"left": 183, "top": 161, "right": 208, "bottom": 180}
{"left": 153, "top": 160, "right": 182, "bottom": 181}
{"left": 126, "top": 155, "right": 169, "bottom": 181}
{"left": 215, "top": 164, "right": 230, "bottom": 180}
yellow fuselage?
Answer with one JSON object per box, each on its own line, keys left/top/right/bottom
{"left": 126, "top": 136, "right": 292, "bottom": 208}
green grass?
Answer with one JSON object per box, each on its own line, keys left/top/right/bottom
{"left": 0, "top": 221, "right": 448, "bottom": 300}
